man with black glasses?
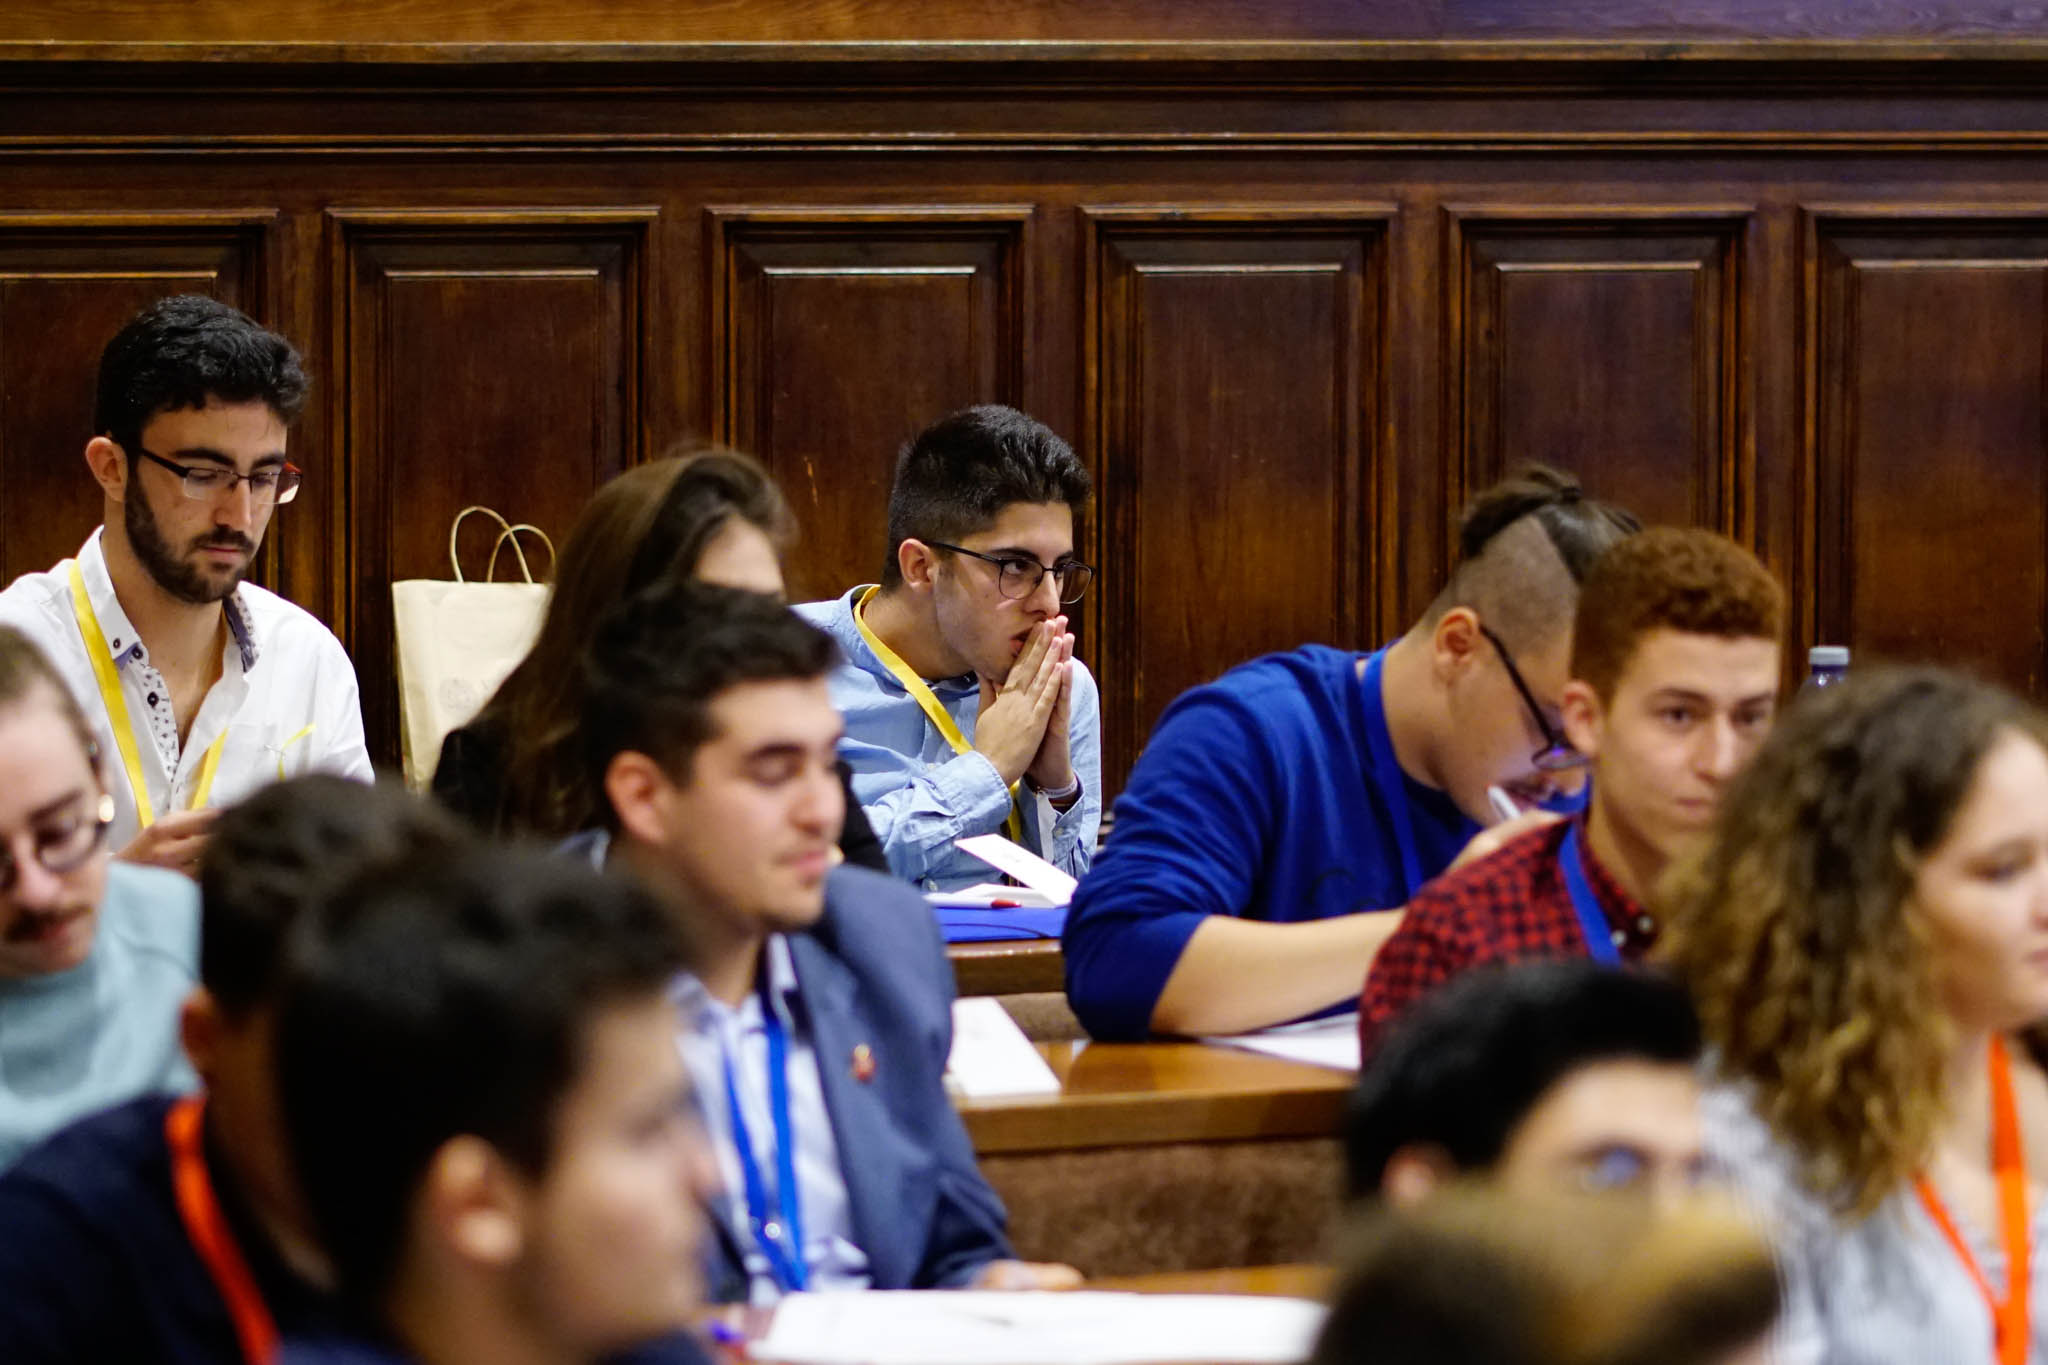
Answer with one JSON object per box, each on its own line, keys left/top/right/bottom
{"left": 1064, "top": 467, "right": 1639, "bottom": 1041}
{"left": 1358, "top": 528, "right": 1783, "bottom": 1053}
{"left": 0, "top": 296, "right": 370, "bottom": 878}
{"left": 796, "top": 405, "right": 1100, "bottom": 892}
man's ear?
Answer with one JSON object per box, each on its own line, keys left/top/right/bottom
{"left": 1380, "top": 1143, "right": 1457, "bottom": 1210}
{"left": 423, "top": 1136, "right": 525, "bottom": 1271}
{"left": 896, "top": 538, "right": 940, "bottom": 594}
{"left": 605, "top": 750, "right": 675, "bottom": 848}
{"left": 1560, "top": 679, "right": 1604, "bottom": 760}
{"left": 179, "top": 987, "right": 224, "bottom": 1085}
{"left": 1429, "top": 607, "right": 1483, "bottom": 685}
{"left": 85, "top": 436, "right": 128, "bottom": 504}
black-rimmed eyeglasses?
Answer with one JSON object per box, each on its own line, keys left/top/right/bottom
{"left": 0, "top": 793, "right": 115, "bottom": 895}
{"left": 1477, "top": 624, "right": 1584, "bottom": 774}
{"left": 130, "top": 445, "right": 302, "bottom": 507}
{"left": 927, "top": 541, "right": 1095, "bottom": 604}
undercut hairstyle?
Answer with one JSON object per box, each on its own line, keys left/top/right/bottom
{"left": 94, "top": 294, "right": 308, "bottom": 459}
{"left": 880, "top": 405, "right": 1092, "bottom": 588}
{"left": 1311, "top": 1187, "right": 1778, "bottom": 1365}
{"left": 0, "top": 626, "right": 96, "bottom": 762}
{"left": 1660, "top": 666, "right": 2048, "bottom": 1218}
{"left": 581, "top": 579, "right": 838, "bottom": 807}
{"left": 198, "top": 777, "right": 471, "bottom": 1019}
{"left": 1422, "top": 465, "right": 1640, "bottom": 654}
{"left": 1344, "top": 961, "right": 1700, "bottom": 1200}
{"left": 455, "top": 447, "right": 796, "bottom": 838}
{"left": 1570, "top": 528, "right": 1784, "bottom": 700}
{"left": 276, "top": 846, "right": 689, "bottom": 1307}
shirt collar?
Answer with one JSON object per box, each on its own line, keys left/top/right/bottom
{"left": 827, "top": 584, "right": 978, "bottom": 699}
{"left": 78, "top": 527, "right": 259, "bottom": 673}
{"left": 670, "top": 934, "right": 801, "bottom": 1033}
{"left": 1573, "top": 812, "right": 1659, "bottom": 953}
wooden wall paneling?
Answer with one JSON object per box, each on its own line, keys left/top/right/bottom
{"left": 707, "top": 205, "right": 1033, "bottom": 604}
{"left": 1807, "top": 209, "right": 2048, "bottom": 692}
{"left": 1445, "top": 206, "right": 1752, "bottom": 539}
{"left": 327, "top": 206, "right": 656, "bottom": 765}
{"left": 1083, "top": 206, "right": 1393, "bottom": 791}
{"left": 0, "top": 210, "right": 274, "bottom": 587}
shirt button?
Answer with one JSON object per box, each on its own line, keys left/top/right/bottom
{"left": 1610, "top": 929, "right": 1627, "bottom": 947}
{"left": 147, "top": 693, "right": 158, "bottom": 706}
{"left": 763, "top": 1221, "right": 783, "bottom": 1242}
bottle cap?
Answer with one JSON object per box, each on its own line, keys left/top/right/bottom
{"left": 1809, "top": 645, "right": 1850, "bottom": 668}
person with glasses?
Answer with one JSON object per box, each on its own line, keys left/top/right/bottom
{"left": 0, "top": 626, "right": 199, "bottom": 1171}
{"left": 0, "top": 295, "right": 371, "bottom": 879}
{"left": 795, "top": 405, "right": 1101, "bottom": 892}
{"left": 1360, "top": 527, "right": 1783, "bottom": 1054}
{"left": 1344, "top": 961, "right": 1707, "bottom": 1210}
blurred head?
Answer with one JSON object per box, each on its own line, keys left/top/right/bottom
{"left": 1413, "top": 466, "right": 1639, "bottom": 820}
{"left": 1662, "top": 666, "right": 2048, "bottom": 1216}
{"left": 1347, "top": 962, "right": 1704, "bottom": 1209}
{"left": 587, "top": 580, "right": 843, "bottom": 935}
{"left": 880, "top": 405, "right": 1094, "bottom": 683}
{"left": 1310, "top": 1187, "right": 1777, "bottom": 1365}
{"left": 191, "top": 777, "right": 471, "bottom": 1237}
{"left": 0, "top": 628, "right": 109, "bottom": 979}
{"left": 475, "top": 448, "right": 796, "bottom": 838}
{"left": 90, "top": 295, "right": 308, "bottom": 605}
{"left": 1562, "top": 529, "right": 1785, "bottom": 872}
{"left": 278, "top": 847, "right": 710, "bottom": 1359}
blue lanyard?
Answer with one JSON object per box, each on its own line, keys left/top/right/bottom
{"left": 722, "top": 1003, "right": 809, "bottom": 1293}
{"left": 1360, "top": 648, "right": 1424, "bottom": 900}
{"left": 1560, "top": 823, "right": 1621, "bottom": 966}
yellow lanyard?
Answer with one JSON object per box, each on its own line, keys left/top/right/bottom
{"left": 68, "top": 561, "right": 226, "bottom": 829}
{"left": 853, "top": 586, "right": 1022, "bottom": 843}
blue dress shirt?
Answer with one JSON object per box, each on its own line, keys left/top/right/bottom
{"left": 794, "top": 587, "right": 1102, "bottom": 892}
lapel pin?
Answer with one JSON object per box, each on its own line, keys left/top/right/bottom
{"left": 851, "top": 1043, "right": 876, "bottom": 1083}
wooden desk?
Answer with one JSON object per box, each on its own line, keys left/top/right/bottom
{"left": 959, "top": 1040, "right": 1351, "bottom": 1155}
{"left": 959, "top": 1042, "right": 1350, "bottom": 1278}
{"left": 1092, "top": 1263, "right": 1332, "bottom": 1300}
{"left": 948, "top": 937, "right": 1064, "bottom": 996}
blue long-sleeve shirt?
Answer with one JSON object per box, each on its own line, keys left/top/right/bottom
{"left": 796, "top": 588, "right": 1101, "bottom": 892}
{"left": 1062, "top": 644, "right": 1477, "bottom": 1041}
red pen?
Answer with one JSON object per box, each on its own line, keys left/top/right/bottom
{"left": 989, "top": 898, "right": 1022, "bottom": 908}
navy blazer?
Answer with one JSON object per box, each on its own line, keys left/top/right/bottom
{"left": 705, "top": 865, "right": 1012, "bottom": 1299}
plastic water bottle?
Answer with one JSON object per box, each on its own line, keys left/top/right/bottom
{"left": 1807, "top": 645, "right": 1849, "bottom": 690}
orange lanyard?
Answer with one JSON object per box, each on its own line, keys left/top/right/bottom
{"left": 167, "top": 1095, "right": 279, "bottom": 1365}
{"left": 1916, "top": 1035, "right": 2032, "bottom": 1365}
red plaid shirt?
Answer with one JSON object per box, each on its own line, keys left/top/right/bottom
{"left": 1357, "top": 816, "right": 1655, "bottom": 1057}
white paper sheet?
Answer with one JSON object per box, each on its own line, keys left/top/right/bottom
{"left": 926, "top": 882, "right": 1065, "bottom": 910}
{"left": 954, "top": 834, "right": 1078, "bottom": 904}
{"left": 1200, "top": 1013, "right": 1362, "bottom": 1073}
{"left": 946, "top": 998, "right": 1062, "bottom": 1098}
{"left": 752, "top": 1290, "right": 1327, "bottom": 1365}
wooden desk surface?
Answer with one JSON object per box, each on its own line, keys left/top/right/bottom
{"left": 958, "top": 1040, "right": 1352, "bottom": 1155}
{"left": 948, "top": 937, "right": 1064, "bottom": 996}
{"left": 1091, "top": 1263, "right": 1332, "bottom": 1299}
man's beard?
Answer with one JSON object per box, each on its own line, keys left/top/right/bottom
{"left": 124, "top": 481, "right": 254, "bottom": 606}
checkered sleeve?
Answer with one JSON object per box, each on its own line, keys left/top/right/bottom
{"left": 1357, "top": 878, "right": 1479, "bottom": 1059}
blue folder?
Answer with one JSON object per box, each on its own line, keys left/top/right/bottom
{"left": 934, "top": 906, "right": 1069, "bottom": 943}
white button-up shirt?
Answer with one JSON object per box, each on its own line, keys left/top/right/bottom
{"left": 0, "top": 528, "right": 372, "bottom": 848}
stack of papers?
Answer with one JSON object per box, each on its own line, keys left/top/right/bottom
{"left": 1201, "top": 1013, "right": 1362, "bottom": 1073}
{"left": 946, "top": 998, "right": 1062, "bottom": 1097}
{"left": 752, "top": 1290, "right": 1327, "bottom": 1365}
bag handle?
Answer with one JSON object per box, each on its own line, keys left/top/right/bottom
{"left": 448, "top": 506, "right": 556, "bottom": 583}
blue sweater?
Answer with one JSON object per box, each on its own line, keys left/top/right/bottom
{"left": 1063, "top": 645, "right": 1477, "bottom": 1040}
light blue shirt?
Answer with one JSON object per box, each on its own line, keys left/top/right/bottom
{"left": 673, "top": 936, "right": 871, "bottom": 1305}
{"left": 795, "top": 587, "right": 1102, "bottom": 893}
{"left": 0, "top": 861, "right": 199, "bottom": 1171}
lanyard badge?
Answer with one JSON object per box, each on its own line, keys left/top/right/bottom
{"left": 1916, "top": 1035, "right": 2033, "bottom": 1365}
{"left": 167, "top": 1096, "right": 279, "bottom": 1365}
{"left": 723, "top": 1006, "right": 810, "bottom": 1294}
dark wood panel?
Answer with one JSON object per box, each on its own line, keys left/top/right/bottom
{"left": 329, "top": 207, "right": 654, "bottom": 762}
{"left": 1448, "top": 208, "right": 1748, "bottom": 535}
{"left": 1811, "top": 212, "right": 2048, "bottom": 692}
{"left": 4, "top": 0, "right": 2044, "bottom": 43}
{"left": 1086, "top": 209, "right": 1390, "bottom": 789}
{"left": 708, "top": 206, "right": 1030, "bottom": 602}
{"left": 0, "top": 212, "right": 272, "bottom": 587}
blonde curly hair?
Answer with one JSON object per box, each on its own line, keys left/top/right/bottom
{"left": 1658, "top": 666, "right": 2048, "bottom": 1218}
